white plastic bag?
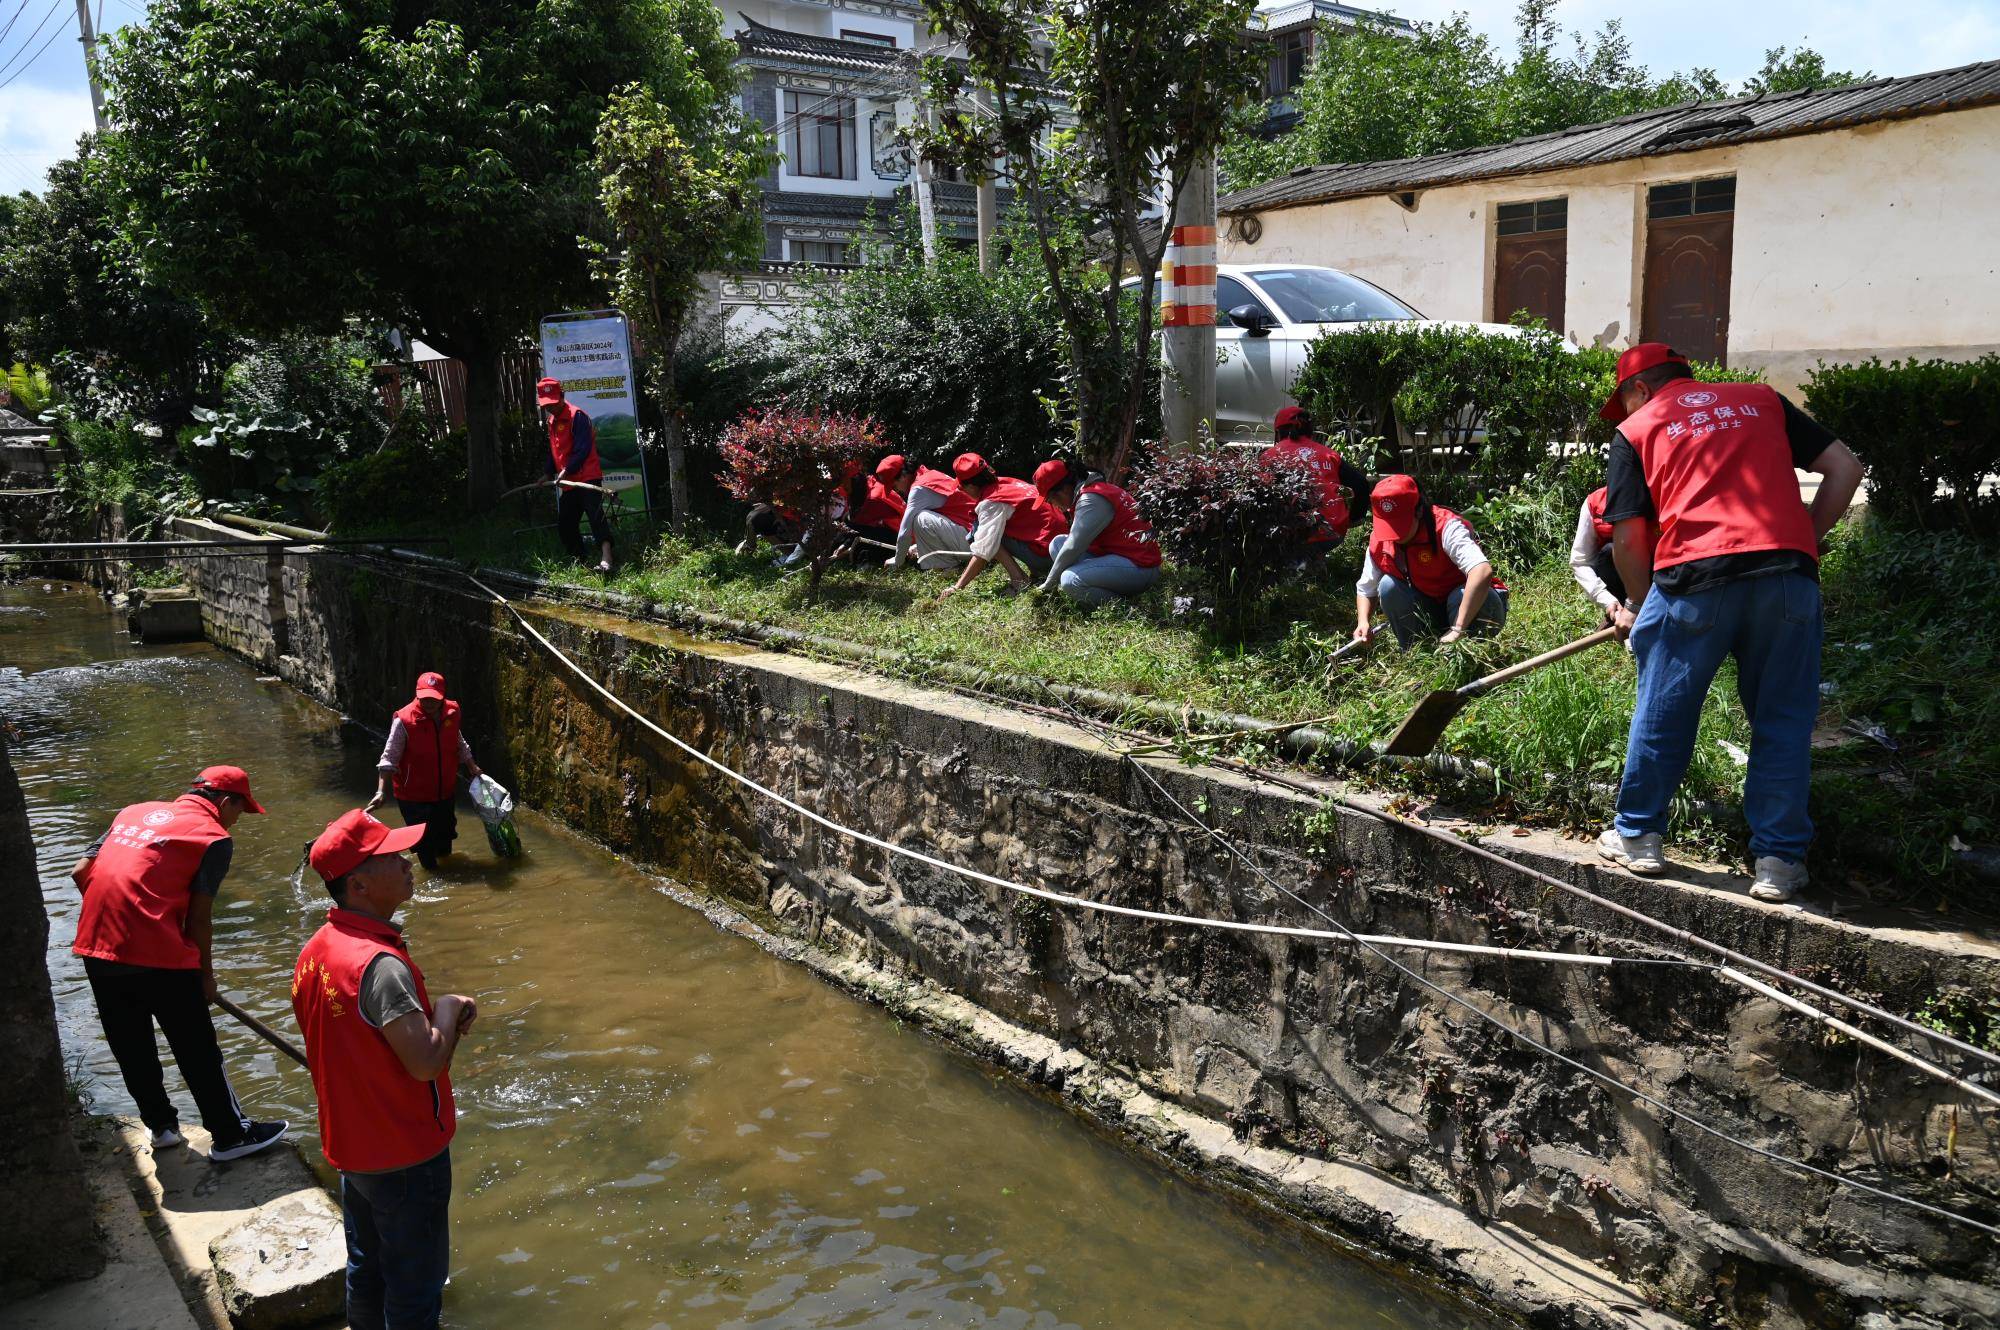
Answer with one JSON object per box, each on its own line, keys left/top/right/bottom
{"left": 468, "top": 774, "right": 514, "bottom": 826}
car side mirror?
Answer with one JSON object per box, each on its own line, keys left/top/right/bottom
{"left": 1229, "top": 304, "right": 1275, "bottom": 337}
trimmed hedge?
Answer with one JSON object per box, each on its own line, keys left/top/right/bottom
{"left": 1804, "top": 355, "right": 2000, "bottom": 533}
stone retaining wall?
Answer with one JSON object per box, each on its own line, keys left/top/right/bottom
{"left": 180, "top": 529, "right": 2000, "bottom": 1330}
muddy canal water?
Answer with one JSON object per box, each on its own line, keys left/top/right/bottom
{"left": 8, "top": 583, "right": 1491, "bottom": 1329}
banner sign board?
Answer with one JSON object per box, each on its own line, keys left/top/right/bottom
{"left": 539, "top": 310, "right": 648, "bottom": 505}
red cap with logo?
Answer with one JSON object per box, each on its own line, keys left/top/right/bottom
{"left": 535, "top": 377, "right": 565, "bottom": 407}
{"left": 873, "top": 454, "right": 907, "bottom": 483}
{"left": 192, "top": 765, "right": 265, "bottom": 814}
{"left": 414, "top": 671, "right": 447, "bottom": 701}
{"left": 1273, "top": 404, "right": 1310, "bottom": 433}
{"left": 309, "top": 809, "right": 426, "bottom": 883}
{"left": 1599, "top": 343, "right": 1690, "bottom": 424}
{"left": 1032, "top": 459, "right": 1072, "bottom": 496}
{"left": 1369, "top": 473, "right": 1422, "bottom": 541}
{"left": 950, "top": 452, "right": 991, "bottom": 486}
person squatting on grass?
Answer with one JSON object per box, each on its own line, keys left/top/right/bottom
{"left": 297, "top": 809, "right": 476, "bottom": 1330}
{"left": 536, "top": 377, "right": 613, "bottom": 575}
{"left": 1353, "top": 474, "right": 1508, "bottom": 650}
{"left": 1261, "top": 405, "right": 1372, "bottom": 561}
{"left": 935, "top": 452, "right": 1069, "bottom": 602}
{"left": 1595, "top": 343, "right": 1865, "bottom": 903}
{"left": 839, "top": 457, "right": 906, "bottom": 564}
{"left": 1032, "top": 460, "right": 1163, "bottom": 607}
{"left": 1570, "top": 484, "right": 1652, "bottom": 632}
{"left": 70, "top": 765, "right": 289, "bottom": 1162}
{"left": 886, "top": 454, "right": 980, "bottom": 572}
{"left": 370, "top": 672, "right": 484, "bottom": 871}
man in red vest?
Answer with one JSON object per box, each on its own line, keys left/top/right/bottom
{"left": 69, "top": 766, "right": 288, "bottom": 1159}
{"left": 537, "top": 377, "right": 613, "bottom": 574}
{"left": 297, "top": 808, "right": 474, "bottom": 1330}
{"left": 1352, "top": 474, "right": 1507, "bottom": 650}
{"left": 937, "top": 451, "right": 1068, "bottom": 601}
{"left": 1032, "top": 459, "right": 1162, "bottom": 606}
{"left": 1597, "top": 344, "right": 1864, "bottom": 901}
{"left": 1261, "top": 406, "right": 1371, "bottom": 560}
{"left": 369, "top": 671, "right": 484, "bottom": 871}
{"left": 884, "top": 454, "right": 979, "bottom": 571}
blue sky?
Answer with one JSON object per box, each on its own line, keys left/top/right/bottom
{"left": 2, "top": 0, "right": 1998, "bottom": 195}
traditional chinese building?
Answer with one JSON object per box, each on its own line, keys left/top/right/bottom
{"left": 1216, "top": 59, "right": 2000, "bottom": 396}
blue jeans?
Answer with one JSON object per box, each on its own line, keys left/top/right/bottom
{"left": 342, "top": 1149, "right": 452, "bottom": 1330}
{"left": 1615, "top": 572, "right": 1821, "bottom": 863}
{"left": 1047, "top": 534, "right": 1161, "bottom": 607}
{"left": 1377, "top": 575, "right": 1507, "bottom": 649}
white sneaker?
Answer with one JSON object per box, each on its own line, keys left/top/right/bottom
{"left": 1750, "top": 857, "right": 1808, "bottom": 903}
{"left": 149, "top": 1127, "right": 186, "bottom": 1151}
{"left": 1597, "top": 828, "right": 1666, "bottom": 875}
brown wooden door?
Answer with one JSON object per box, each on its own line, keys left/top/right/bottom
{"left": 1493, "top": 232, "right": 1567, "bottom": 331}
{"left": 1642, "top": 213, "right": 1733, "bottom": 364}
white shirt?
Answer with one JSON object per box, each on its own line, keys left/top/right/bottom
{"left": 1569, "top": 499, "right": 1621, "bottom": 611}
{"left": 1356, "top": 519, "right": 1490, "bottom": 598}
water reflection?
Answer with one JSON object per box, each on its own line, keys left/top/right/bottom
{"left": 6, "top": 583, "right": 1491, "bottom": 1329}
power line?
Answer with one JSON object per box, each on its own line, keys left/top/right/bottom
{"left": 0, "top": 0, "right": 34, "bottom": 50}
{"left": 0, "top": 10, "right": 66, "bottom": 94}
{"left": 0, "top": 0, "right": 63, "bottom": 84}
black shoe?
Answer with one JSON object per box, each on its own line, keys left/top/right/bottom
{"left": 210, "top": 1120, "right": 288, "bottom": 1162}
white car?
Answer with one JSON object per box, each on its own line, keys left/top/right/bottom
{"left": 1137, "top": 264, "right": 1562, "bottom": 442}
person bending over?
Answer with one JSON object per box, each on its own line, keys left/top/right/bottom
{"left": 1033, "top": 459, "right": 1162, "bottom": 608}
{"left": 937, "top": 452, "right": 1069, "bottom": 601}
{"left": 884, "top": 455, "right": 979, "bottom": 572}
{"left": 1261, "top": 405, "right": 1372, "bottom": 562}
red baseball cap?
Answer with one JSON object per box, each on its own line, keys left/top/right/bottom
{"left": 535, "top": 377, "right": 565, "bottom": 406}
{"left": 1369, "top": 473, "right": 1422, "bottom": 541}
{"left": 1599, "top": 343, "right": 1690, "bottom": 423}
{"left": 1032, "top": 459, "right": 1073, "bottom": 495}
{"left": 414, "top": 671, "right": 447, "bottom": 700}
{"left": 192, "top": 765, "right": 265, "bottom": 814}
{"left": 309, "top": 809, "right": 426, "bottom": 883}
{"left": 950, "top": 452, "right": 990, "bottom": 486}
{"left": 873, "top": 454, "right": 907, "bottom": 483}
{"left": 1273, "top": 404, "right": 1310, "bottom": 432}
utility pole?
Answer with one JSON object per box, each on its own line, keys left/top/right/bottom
{"left": 907, "top": 98, "right": 939, "bottom": 264}
{"left": 973, "top": 89, "right": 997, "bottom": 274}
{"left": 1160, "top": 153, "right": 1217, "bottom": 448}
{"left": 74, "top": 0, "right": 107, "bottom": 132}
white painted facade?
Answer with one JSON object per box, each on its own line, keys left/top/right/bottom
{"left": 1219, "top": 104, "right": 2000, "bottom": 398}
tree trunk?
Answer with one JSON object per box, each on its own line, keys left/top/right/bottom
{"left": 461, "top": 332, "right": 505, "bottom": 511}
{"left": 657, "top": 333, "right": 688, "bottom": 536}
{"left": 0, "top": 733, "right": 103, "bottom": 1289}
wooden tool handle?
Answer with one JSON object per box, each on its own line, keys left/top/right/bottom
{"left": 1462, "top": 626, "right": 1620, "bottom": 697}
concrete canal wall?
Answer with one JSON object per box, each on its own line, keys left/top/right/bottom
{"left": 166, "top": 521, "right": 2000, "bottom": 1330}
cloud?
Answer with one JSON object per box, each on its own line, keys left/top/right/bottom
{"left": 0, "top": 84, "right": 96, "bottom": 196}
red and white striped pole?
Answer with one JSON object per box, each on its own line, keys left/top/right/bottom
{"left": 1160, "top": 153, "right": 1217, "bottom": 447}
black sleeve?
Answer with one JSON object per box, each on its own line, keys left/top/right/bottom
{"left": 86, "top": 834, "right": 106, "bottom": 857}
{"left": 1337, "top": 458, "right": 1373, "bottom": 498}
{"left": 1600, "top": 433, "right": 1654, "bottom": 523}
{"left": 190, "top": 838, "right": 234, "bottom": 898}
{"left": 1779, "top": 396, "right": 1839, "bottom": 470}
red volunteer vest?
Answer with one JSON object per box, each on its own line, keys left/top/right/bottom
{"left": 853, "top": 475, "right": 906, "bottom": 529}
{"left": 913, "top": 466, "right": 978, "bottom": 531}
{"left": 392, "top": 699, "right": 462, "bottom": 803}
{"left": 1078, "top": 481, "right": 1161, "bottom": 568}
{"left": 293, "top": 909, "right": 457, "bottom": 1174}
{"left": 1368, "top": 505, "right": 1505, "bottom": 601}
{"left": 73, "top": 794, "right": 229, "bottom": 970}
{"left": 1262, "top": 437, "right": 1351, "bottom": 542}
{"left": 1586, "top": 486, "right": 1661, "bottom": 548}
{"left": 986, "top": 477, "right": 1068, "bottom": 557}
{"left": 546, "top": 404, "right": 604, "bottom": 484}
{"left": 1620, "top": 381, "right": 1817, "bottom": 573}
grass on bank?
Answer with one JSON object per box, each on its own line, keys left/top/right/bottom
{"left": 424, "top": 499, "right": 1997, "bottom": 912}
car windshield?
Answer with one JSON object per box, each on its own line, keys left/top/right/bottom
{"left": 1247, "top": 269, "right": 1421, "bottom": 324}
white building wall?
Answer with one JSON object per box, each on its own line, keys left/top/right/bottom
{"left": 1221, "top": 106, "right": 2000, "bottom": 398}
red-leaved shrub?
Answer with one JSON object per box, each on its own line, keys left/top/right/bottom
{"left": 720, "top": 407, "right": 889, "bottom": 601}
{"left": 1132, "top": 445, "right": 1323, "bottom": 636}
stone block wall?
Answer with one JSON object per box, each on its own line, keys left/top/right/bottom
{"left": 233, "top": 552, "right": 2000, "bottom": 1328}
{"left": 167, "top": 519, "right": 287, "bottom": 667}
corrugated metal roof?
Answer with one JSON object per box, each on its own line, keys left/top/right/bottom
{"left": 734, "top": 22, "right": 905, "bottom": 74}
{"left": 1221, "top": 58, "right": 2000, "bottom": 215}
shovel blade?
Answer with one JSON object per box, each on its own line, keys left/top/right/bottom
{"left": 1381, "top": 689, "right": 1468, "bottom": 757}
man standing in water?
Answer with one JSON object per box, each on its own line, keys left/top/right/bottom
{"left": 369, "top": 671, "right": 482, "bottom": 871}
{"left": 296, "top": 808, "right": 476, "bottom": 1330}
{"left": 69, "top": 765, "right": 289, "bottom": 1160}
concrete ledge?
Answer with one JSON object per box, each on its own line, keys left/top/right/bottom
{"left": 111, "top": 1118, "right": 342, "bottom": 1330}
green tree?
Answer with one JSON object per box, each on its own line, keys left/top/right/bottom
{"left": 0, "top": 138, "right": 231, "bottom": 422}
{"left": 101, "top": 0, "right": 739, "bottom": 508}
{"left": 918, "top": 0, "right": 1263, "bottom": 473}
{"left": 1742, "top": 45, "right": 1868, "bottom": 96}
{"left": 588, "top": 84, "right": 769, "bottom": 533}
